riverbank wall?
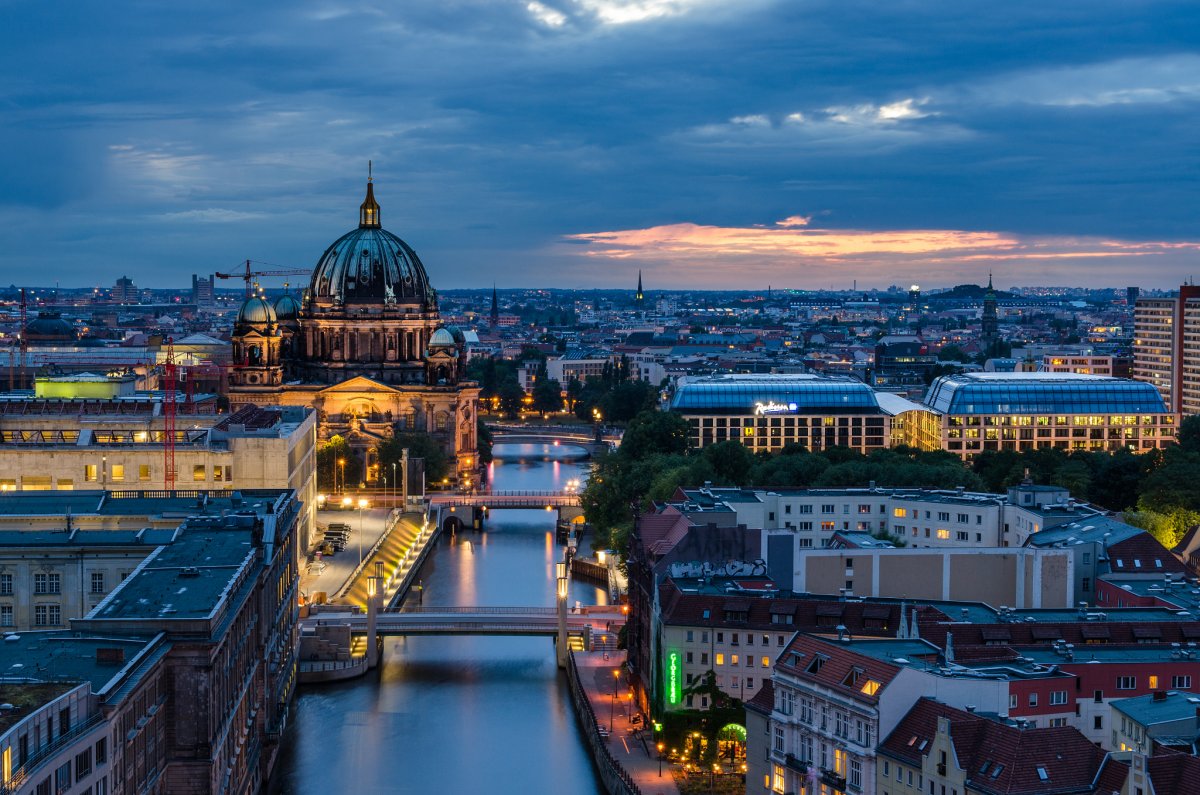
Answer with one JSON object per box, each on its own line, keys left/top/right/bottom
{"left": 565, "top": 652, "right": 643, "bottom": 795}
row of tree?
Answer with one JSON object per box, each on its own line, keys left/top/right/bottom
{"left": 581, "top": 411, "right": 1200, "bottom": 555}
{"left": 314, "top": 419, "right": 493, "bottom": 491}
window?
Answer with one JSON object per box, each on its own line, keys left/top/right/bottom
{"left": 84, "top": 464, "right": 98, "bottom": 482}
{"left": 95, "top": 737, "right": 106, "bottom": 765}
{"left": 686, "top": 652, "right": 693, "bottom": 664}
{"left": 716, "top": 632, "right": 724, "bottom": 643}
{"left": 1093, "top": 716, "right": 1103, "bottom": 730}
{"left": 138, "top": 464, "right": 151, "bottom": 481}
{"left": 0, "top": 573, "right": 10, "bottom": 595}
{"left": 0, "top": 605, "right": 12, "bottom": 627}
{"left": 1028, "top": 693, "right": 1038, "bottom": 707}
{"left": 849, "top": 757, "right": 862, "bottom": 790}
{"left": 715, "top": 654, "right": 724, "bottom": 666}
{"left": 1117, "top": 676, "right": 1135, "bottom": 690}
{"left": 686, "top": 630, "right": 693, "bottom": 642}
{"left": 56, "top": 762, "right": 71, "bottom": 792}
{"left": 1082, "top": 577, "right": 1091, "bottom": 592}
{"left": 213, "top": 465, "right": 224, "bottom": 482}
{"left": 772, "top": 764, "right": 785, "bottom": 793}
{"left": 1009, "top": 694, "right": 1017, "bottom": 709}
{"left": 1050, "top": 691, "right": 1067, "bottom": 705}
{"left": 34, "top": 573, "right": 61, "bottom": 595}
{"left": 90, "top": 572, "right": 105, "bottom": 595}
{"left": 34, "top": 605, "right": 61, "bottom": 626}
{"left": 110, "top": 465, "right": 124, "bottom": 482}
{"left": 761, "top": 656, "right": 771, "bottom": 668}
{"left": 936, "top": 529, "right": 950, "bottom": 540}
{"left": 1148, "top": 675, "right": 1159, "bottom": 689}
{"left": 1172, "top": 675, "right": 1192, "bottom": 689}
{"left": 700, "top": 653, "right": 708, "bottom": 665}
{"left": 75, "top": 748, "right": 91, "bottom": 782}
{"left": 193, "top": 465, "right": 206, "bottom": 482}
{"left": 774, "top": 726, "right": 785, "bottom": 753}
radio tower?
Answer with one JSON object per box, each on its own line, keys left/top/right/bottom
{"left": 163, "top": 337, "right": 177, "bottom": 491}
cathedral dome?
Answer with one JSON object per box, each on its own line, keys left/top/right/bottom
{"left": 429, "top": 327, "right": 456, "bottom": 347}
{"left": 306, "top": 179, "right": 435, "bottom": 308}
{"left": 273, "top": 293, "right": 301, "bottom": 320}
{"left": 237, "top": 296, "right": 276, "bottom": 326}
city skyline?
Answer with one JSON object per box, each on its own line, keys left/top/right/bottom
{"left": 2, "top": 1, "right": 1199, "bottom": 289}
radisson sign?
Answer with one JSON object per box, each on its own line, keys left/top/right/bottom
{"left": 754, "top": 401, "right": 798, "bottom": 415}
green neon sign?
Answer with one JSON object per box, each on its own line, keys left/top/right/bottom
{"left": 667, "top": 650, "right": 681, "bottom": 705}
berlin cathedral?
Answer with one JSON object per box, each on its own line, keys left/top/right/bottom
{"left": 227, "top": 175, "right": 480, "bottom": 483}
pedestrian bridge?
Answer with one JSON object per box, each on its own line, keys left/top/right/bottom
{"left": 429, "top": 490, "right": 581, "bottom": 509}
{"left": 489, "top": 425, "right": 619, "bottom": 458}
{"left": 301, "top": 606, "right": 600, "bottom": 637}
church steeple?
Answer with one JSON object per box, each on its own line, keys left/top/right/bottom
{"left": 489, "top": 284, "right": 499, "bottom": 328}
{"left": 635, "top": 270, "right": 644, "bottom": 306}
{"left": 359, "top": 161, "right": 381, "bottom": 228}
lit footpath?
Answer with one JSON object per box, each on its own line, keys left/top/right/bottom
{"left": 576, "top": 651, "right": 680, "bottom": 795}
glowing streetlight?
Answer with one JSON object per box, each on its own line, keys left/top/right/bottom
{"left": 657, "top": 742, "right": 665, "bottom": 777}
{"left": 337, "top": 457, "right": 346, "bottom": 494}
{"left": 610, "top": 668, "right": 620, "bottom": 732}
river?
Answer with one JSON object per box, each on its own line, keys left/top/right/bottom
{"left": 272, "top": 443, "right": 605, "bottom": 795}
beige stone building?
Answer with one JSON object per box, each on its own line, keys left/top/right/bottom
{"left": 227, "top": 176, "right": 480, "bottom": 483}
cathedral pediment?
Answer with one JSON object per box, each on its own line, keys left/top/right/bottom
{"left": 314, "top": 375, "right": 401, "bottom": 396}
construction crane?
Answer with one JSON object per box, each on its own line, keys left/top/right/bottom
{"left": 215, "top": 260, "right": 309, "bottom": 299}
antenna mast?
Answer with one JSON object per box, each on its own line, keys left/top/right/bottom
{"left": 163, "top": 337, "right": 177, "bottom": 491}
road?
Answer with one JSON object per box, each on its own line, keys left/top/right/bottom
{"left": 299, "top": 507, "right": 393, "bottom": 602}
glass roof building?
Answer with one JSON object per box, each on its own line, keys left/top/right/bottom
{"left": 914, "top": 373, "right": 1176, "bottom": 458}
{"left": 669, "top": 375, "right": 919, "bottom": 453}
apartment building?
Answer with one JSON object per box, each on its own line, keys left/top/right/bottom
{"left": 1133, "top": 284, "right": 1200, "bottom": 414}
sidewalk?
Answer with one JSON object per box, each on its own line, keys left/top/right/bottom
{"left": 299, "top": 507, "right": 395, "bottom": 603}
{"left": 575, "top": 651, "right": 680, "bottom": 795}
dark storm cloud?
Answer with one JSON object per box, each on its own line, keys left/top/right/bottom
{"left": 0, "top": 0, "right": 1198, "bottom": 289}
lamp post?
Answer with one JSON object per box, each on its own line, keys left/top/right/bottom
{"left": 337, "top": 457, "right": 346, "bottom": 495}
{"left": 657, "top": 743, "right": 665, "bottom": 777}
{"left": 610, "top": 668, "right": 620, "bottom": 732}
{"left": 357, "top": 498, "right": 369, "bottom": 567}
{"left": 391, "top": 462, "right": 397, "bottom": 504}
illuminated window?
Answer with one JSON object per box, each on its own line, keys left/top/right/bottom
{"left": 84, "top": 464, "right": 98, "bottom": 482}
{"left": 715, "top": 654, "right": 724, "bottom": 666}
{"left": 139, "top": 464, "right": 151, "bottom": 481}
{"left": 892, "top": 508, "right": 906, "bottom": 518}
{"left": 936, "top": 529, "right": 950, "bottom": 540}
{"left": 772, "top": 764, "right": 785, "bottom": 793}
{"left": 860, "top": 679, "right": 882, "bottom": 696}
{"left": 1149, "top": 675, "right": 1159, "bottom": 689}
{"left": 731, "top": 654, "right": 739, "bottom": 665}
{"left": 193, "top": 465, "right": 206, "bottom": 482}
{"left": 762, "top": 656, "right": 770, "bottom": 668}
{"left": 110, "top": 465, "right": 125, "bottom": 482}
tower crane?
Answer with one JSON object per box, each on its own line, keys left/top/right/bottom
{"left": 215, "top": 260, "right": 309, "bottom": 298}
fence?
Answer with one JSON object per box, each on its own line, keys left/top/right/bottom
{"left": 564, "top": 652, "right": 643, "bottom": 795}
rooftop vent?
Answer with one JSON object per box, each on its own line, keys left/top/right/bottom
{"left": 180, "top": 566, "right": 201, "bottom": 577}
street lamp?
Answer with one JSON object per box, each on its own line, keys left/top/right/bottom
{"left": 657, "top": 742, "right": 665, "bottom": 777}
{"left": 610, "top": 668, "right": 620, "bottom": 732}
{"left": 357, "top": 498, "right": 370, "bottom": 567}
{"left": 337, "top": 457, "right": 346, "bottom": 495}
{"left": 391, "top": 462, "right": 397, "bottom": 503}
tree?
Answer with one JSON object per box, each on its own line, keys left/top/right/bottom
{"left": 377, "top": 431, "right": 449, "bottom": 487}
{"left": 497, "top": 377, "right": 525, "bottom": 419}
{"left": 476, "top": 419, "right": 494, "bottom": 465}
{"left": 620, "top": 410, "right": 689, "bottom": 461}
{"left": 1177, "top": 415, "right": 1200, "bottom": 453}
{"left": 701, "top": 441, "right": 756, "bottom": 485}
{"left": 532, "top": 377, "right": 563, "bottom": 416}
{"left": 316, "top": 435, "right": 362, "bottom": 491}
{"left": 937, "top": 344, "right": 972, "bottom": 363}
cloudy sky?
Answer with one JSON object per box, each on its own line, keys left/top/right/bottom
{"left": 2, "top": 0, "right": 1199, "bottom": 290}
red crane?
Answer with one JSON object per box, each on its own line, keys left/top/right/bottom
{"left": 163, "top": 337, "right": 177, "bottom": 491}
{"left": 215, "top": 260, "right": 309, "bottom": 298}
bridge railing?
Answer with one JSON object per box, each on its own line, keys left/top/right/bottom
{"left": 391, "top": 605, "right": 559, "bottom": 615}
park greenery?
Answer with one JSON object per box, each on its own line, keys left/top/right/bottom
{"left": 581, "top": 410, "right": 1200, "bottom": 555}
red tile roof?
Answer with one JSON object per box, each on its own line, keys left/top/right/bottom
{"left": 1107, "top": 534, "right": 1188, "bottom": 574}
{"left": 775, "top": 635, "right": 902, "bottom": 705}
{"left": 1147, "top": 753, "right": 1200, "bottom": 795}
{"left": 880, "top": 698, "right": 1118, "bottom": 795}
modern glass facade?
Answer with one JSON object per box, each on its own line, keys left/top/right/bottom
{"left": 920, "top": 373, "right": 1176, "bottom": 458}
{"left": 669, "top": 375, "right": 891, "bottom": 453}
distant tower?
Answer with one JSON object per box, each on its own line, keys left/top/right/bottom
{"left": 635, "top": 271, "right": 645, "bottom": 308}
{"left": 982, "top": 274, "right": 999, "bottom": 343}
{"left": 1126, "top": 286, "right": 1140, "bottom": 306}
{"left": 489, "top": 284, "right": 499, "bottom": 329}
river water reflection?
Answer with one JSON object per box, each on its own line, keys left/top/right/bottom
{"left": 272, "top": 444, "right": 604, "bottom": 795}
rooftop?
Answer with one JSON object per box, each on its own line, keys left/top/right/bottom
{"left": 670, "top": 373, "right": 884, "bottom": 415}
{"left": 1111, "top": 690, "right": 1200, "bottom": 727}
{"left": 922, "top": 372, "right": 1169, "bottom": 415}
{"left": 0, "top": 632, "right": 160, "bottom": 694}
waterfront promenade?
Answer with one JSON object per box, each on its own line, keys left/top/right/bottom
{"left": 576, "top": 651, "right": 680, "bottom": 795}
